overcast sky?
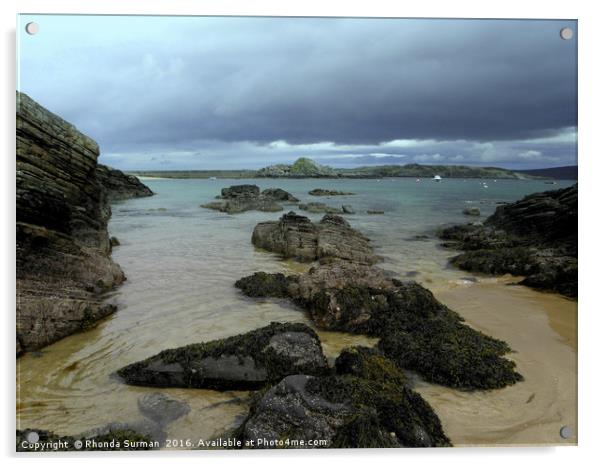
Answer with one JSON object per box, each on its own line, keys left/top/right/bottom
{"left": 18, "top": 15, "right": 577, "bottom": 170}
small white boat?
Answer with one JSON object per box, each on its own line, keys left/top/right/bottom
{"left": 209, "top": 176, "right": 217, "bottom": 180}
{"left": 433, "top": 175, "right": 442, "bottom": 182}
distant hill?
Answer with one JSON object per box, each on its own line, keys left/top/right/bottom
{"left": 256, "top": 159, "right": 536, "bottom": 179}
{"left": 130, "top": 158, "right": 543, "bottom": 180}
{"left": 515, "top": 166, "right": 577, "bottom": 180}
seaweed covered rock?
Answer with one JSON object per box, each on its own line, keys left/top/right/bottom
{"left": 287, "top": 262, "right": 446, "bottom": 335}
{"left": 378, "top": 319, "right": 523, "bottom": 390}
{"left": 439, "top": 185, "right": 577, "bottom": 297}
{"left": 334, "top": 346, "right": 407, "bottom": 386}
{"left": 236, "top": 262, "right": 523, "bottom": 390}
{"left": 235, "top": 354, "right": 450, "bottom": 449}
{"left": 116, "top": 322, "right": 329, "bottom": 390}
{"left": 251, "top": 212, "right": 377, "bottom": 264}
{"left": 201, "top": 184, "right": 298, "bottom": 214}
{"left": 234, "top": 272, "right": 295, "bottom": 298}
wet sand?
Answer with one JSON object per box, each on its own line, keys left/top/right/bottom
{"left": 416, "top": 278, "right": 577, "bottom": 446}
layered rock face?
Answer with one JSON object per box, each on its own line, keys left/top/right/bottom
{"left": 440, "top": 184, "right": 577, "bottom": 297}
{"left": 96, "top": 164, "right": 154, "bottom": 202}
{"left": 16, "top": 92, "right": 151, "bottom": 354}
{"left": 252, "top": 212, "right": 378, "bottom": 264}
{"left": 201, "top": 184, "right": 298, "bottom": 214}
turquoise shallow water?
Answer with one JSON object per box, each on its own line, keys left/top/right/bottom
{"left": 16, "top": 177, "right": 575, "bottom": 446}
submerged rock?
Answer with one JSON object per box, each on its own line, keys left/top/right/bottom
{"left": 251, "top": 212, "right": 378, "bottom": 264}
{"left": 367, "top": 210, "right": 385, "bottom": 215}
{"left": 299, "top": 202, "right": 344, "bottom": 214}
{"left": 236, "top": 262, "right": 523, "bottom": 390}
{"left": 234, "top": 347, "right": 450, "bottom": 448}
{"left": 116, "top": 322, "right": 329, "bottom": 390}
{"left": 439, "top": 185, "right": 577, "bottom": 297}
{"left": 309, "top": 188, "right": 355, "bottom": 196}
{"left": 137, "top": 392, "right": 190, "bottom": 426}
{"left": 201, "top": 184, "right": 298, "bottom": 214}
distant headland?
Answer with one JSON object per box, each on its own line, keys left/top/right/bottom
{"left": 128, "top": 157, "right": 577, "bottom": 180}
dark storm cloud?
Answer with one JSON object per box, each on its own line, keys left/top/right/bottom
{"left": 18, "top": 16, "right": 577, "bottom": 168}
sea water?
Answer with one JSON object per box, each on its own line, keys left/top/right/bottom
{"left": 16, "top": 178, "right": 577, "bottom": 446}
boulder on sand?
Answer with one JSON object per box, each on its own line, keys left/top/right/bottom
{"left": 233, "top": 346, "right": 450, "bottom": 448}
{"left": 251, "top": 212, "right": 378, "bottom": 264}
{"left": 116, "top": 322, "right": 329, "bottom": 390}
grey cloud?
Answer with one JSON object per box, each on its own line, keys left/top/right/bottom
{"left": 19, "top": 16, "right": 577, "bottom": 169}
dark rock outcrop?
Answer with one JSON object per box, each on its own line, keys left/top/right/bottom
{"left": 222, "top": 184, "right": 260, "bottom": 198}
{"left": 234, "top": 272, "right": 293, "bottom": 298}
{"left": 236, "top": 262, "right": 522, "bottom": 390}
{"left": 251, "top": 212, "right": 378, "bottom": 264}
{"left": 261, "top": 188, "right": 299, "bottom": 203}
{"left": 440, "top": 185, "right": 577, "bottom": 297}
{"left": 116, "top": 322, "right": 329, "bottom": 390}
{"left": 234, "top": 346, "right": 450, "bottom": 448}
{"left": 95, "top": 164, "right": 154, "bottom": 202}
{"left": 16, "top": 92, "right": 142, "bottom": 353}
{"left": 201, "top": 184, "right": 298, "bottom": 214}
{"left": 309, "top": 189, "right": 355, "bottom": 196}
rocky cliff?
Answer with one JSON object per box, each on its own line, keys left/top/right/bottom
{"left": 96, "top": 164, "right": 154, "bottom": 202}
{"left": 16, "top": 92, "right": 151, "bottom": 354}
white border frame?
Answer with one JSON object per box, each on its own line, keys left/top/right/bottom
{"left": 3, "top": 1, "right": 600, "bottom": 465}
